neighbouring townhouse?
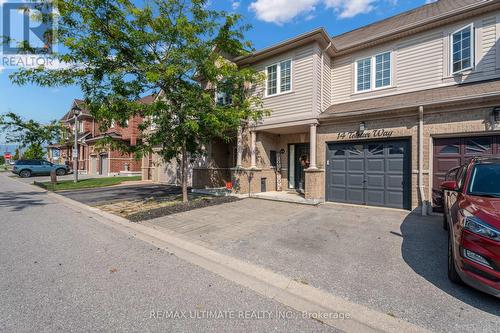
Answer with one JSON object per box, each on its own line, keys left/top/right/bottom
{"left": 188, "top": 0, "right": 500, "bottom": 214}
{"left": 48, "top": 96, "right": 153, "bottom": 176}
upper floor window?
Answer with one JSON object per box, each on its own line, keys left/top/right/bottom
{"left": 266, "top": 59, "right": 292, "bottom": 97}
{"left": 356, "top": 57, "right": 371, "bottom": 92}
{"left": 355, "top": 51, "right": 392, "bottom": 93}
{"left": 451, "top": 24, "right": 474, "bottom": 74}
{"left": 216, "top": 91, "right": 232, "bottom": 106}
{"left": 375, "top": 52, "right": 391, "bottom": 88}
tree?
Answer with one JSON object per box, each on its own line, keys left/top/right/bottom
{"left": 0, "top": 156, "right": 5, "bottom": 165}
{"left": 0, "top": 112, "right": 62, "bottom": 160}
{"left": 9, "top": 0, "right": 267, "bottom": 203}
{"left": 13, "top": 149, "right": 20, "bottom": 161}
{"left": 22, "top": 144, "right": 45, "bottom": 160}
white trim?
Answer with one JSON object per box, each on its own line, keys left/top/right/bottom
{"left": 497, "top": 13, "right": 500, "bottom": 70}
{"left": 354, "top": 51, "right": 393, "bottom": 94}
{"left": 450, "top": 23, "right": 475, "bottom": 75}
{"left": 265, "top": 58, "right": 293, "bottom": 98}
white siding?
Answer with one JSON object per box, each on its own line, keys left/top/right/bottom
{"left": 330, "top": 12, "right": 500, "bottom": 106}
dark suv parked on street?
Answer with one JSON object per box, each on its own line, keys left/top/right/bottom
{"left": 12, "top": 159, "right": 69, "bottom": 178}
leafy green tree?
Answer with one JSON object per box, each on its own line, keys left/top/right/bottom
{"left": 22, "top": 144, "right": 45, "bottom": 160}
{"left": 0, "top": 156, "right": 5, "bottom": 165}
{"left": 13, "top": 149, "right": 20, "bottom": 161}
{"left": 0, "top": 113, "right": 62, "bottom": 159}
{"left": 9, "top": 0, "right": 267, "bottom": 202}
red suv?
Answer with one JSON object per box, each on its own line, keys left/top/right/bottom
{"left": 441, "top": 157, "right": 500, "bottom": 298}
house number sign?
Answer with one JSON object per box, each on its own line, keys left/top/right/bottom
{"left": 336, "top": 129, "right": 394, "bottom": 140}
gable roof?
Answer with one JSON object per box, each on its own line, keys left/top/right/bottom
{"left": 331, "top": 0, "right": 496, "bottom": 53}
{"left": 235, "top": 28, "right": 333, "bottom": 66}
{"left": 321, "top": 79, "right": 500, "bottom": 118}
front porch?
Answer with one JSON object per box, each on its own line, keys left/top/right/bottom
{"left": 192, "top": 120, "right": 325, "bottom": 203}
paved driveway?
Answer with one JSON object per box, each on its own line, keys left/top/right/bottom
{"left": 58, "top": 183, "right": 181, "bottom": 205}
{"left": 145, "top": 199, "right": 500, "bottom": 333}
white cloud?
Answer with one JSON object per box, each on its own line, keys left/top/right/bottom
{"left": 249, "top": 0, "right": 318, "bottom": 25}
{"left": 249, "top": 0, "right": 394, "bottom": 24}
{"left": 324, "top": 0, "right": 375, "bottom": 18}
{"left": 425, "top": 0, "right": 437, "bottom": 3}
{"left": 232, "top": 1, "right": 241, "bottom": 10}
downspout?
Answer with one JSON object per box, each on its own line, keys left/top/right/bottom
{"left": 418, "top": 106, "right": 427, "bottom": 216}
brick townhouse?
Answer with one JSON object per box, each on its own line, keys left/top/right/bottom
{"left": 48, "top": 96, "right": 154, "bottom": 176}
{"left": 188, "top": 0, "right": 500, "bottom": 214}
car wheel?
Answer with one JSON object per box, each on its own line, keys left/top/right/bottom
{"left": 19, "top": 170, "right": 31, "bottom": 178}
{"left": 448, "top": 230, "right": 462, "bottom": 284}
{"left": 55, "top": 168, "right": 66, "bottom": 176}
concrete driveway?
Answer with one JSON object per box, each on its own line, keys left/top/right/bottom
{"left": 58, "top": 183, "right": 181, "bottom": 205}
{"left": 145, "top": 199, "right": 500, "bottom": 333}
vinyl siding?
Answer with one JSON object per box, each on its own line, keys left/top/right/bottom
{"left": 330, "top": 11, "right": 500, "bottom": 106}
{"left": 253, "top": 43, "right": 319, "bottom": 126}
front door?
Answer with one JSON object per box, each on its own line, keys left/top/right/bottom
{"left": 90, "top": 156, "right": 97, "bottom": 175}
{"left": 100, "top": 154, "right": 108, "bottom": 175}
{"left": 288, "top": 143, "right": 309, "bottom": 191}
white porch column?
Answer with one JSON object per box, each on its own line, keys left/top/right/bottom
{"left": 236, "top": 126, "right": 243, "bottom": 168}
{"left": 309, "top": 123, "right": 317, "bottom": 169}
{"left": 250, "top": 130, "right": 257, "bottom": 169}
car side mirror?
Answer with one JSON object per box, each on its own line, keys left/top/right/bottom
{"left": 440, "top": 180, "right": 458, "bottom": 191}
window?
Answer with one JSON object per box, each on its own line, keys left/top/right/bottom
{"left": 266, "top": 59, "right": 292, "bottom": 96}
{"left": 356, "top": 58, "right": 371, "bottom": 92}
{"left": 270, "top": 150, "right": 277, "bottom": 168}
{"left": 216, "top": 91, "right": 232, "bottom": 106}
{"left": 451, "top": 24, "right": 474, "bottom": 74}
{"left": 375, "top": 52, "right": 391, "bottom": 88}
{"left": 280, "top": 60, "right": 291, "bottom": 92}
{"left": 355, "top": 52, "right": 392, "bottom": 93}
{"left": 467, "top": 164, "right": 500, "bottom": 196}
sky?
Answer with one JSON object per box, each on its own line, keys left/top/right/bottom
{"left": 0, "top": 0, "right": 434, "bottom": 145}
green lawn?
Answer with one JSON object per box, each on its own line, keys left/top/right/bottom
{"left": 39, "top": 176, "right": 142, "bottom": 191}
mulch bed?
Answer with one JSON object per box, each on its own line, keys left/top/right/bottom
{"left": 127, "top": 196, "right": 241, "bottom": 222}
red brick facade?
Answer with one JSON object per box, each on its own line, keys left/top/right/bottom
{"left": 49, "top": 99, "right": 148, "bottom": 176}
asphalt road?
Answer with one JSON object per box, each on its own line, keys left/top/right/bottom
{"left": 0, "top": 174, "right": 336, "bottom": 333}
{"left": 58, "top": 184, "right": 182, "bottom": 205}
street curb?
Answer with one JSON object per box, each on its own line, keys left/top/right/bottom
{"left": 8, "top": 175, "right": 431, "bottom": 333}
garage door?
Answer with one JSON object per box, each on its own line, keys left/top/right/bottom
{"left": 433, "top": 135, "right": 500, "bottom": 211}
{"left": 326, "top": 140, "right": 411, "bottom": 210}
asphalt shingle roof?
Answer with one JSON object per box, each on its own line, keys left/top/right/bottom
{"left": 321, "top": 79, "right": 500, "bottom": 117}
{"left": 331, "top": 0, "right": 492, "bottom": 51}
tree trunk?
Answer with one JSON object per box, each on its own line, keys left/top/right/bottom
{"left": 181, "top": 141, "right": 188, "bottom": 203}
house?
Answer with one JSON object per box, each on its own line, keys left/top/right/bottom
{"left": 191, "top": 0, "right": 500, "bottom": 213}
{"left": 48, "top": 97, "right": 152, "bottom": 176}
{"left": 140, "top": 92, "right": 194, "bottom": 186}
